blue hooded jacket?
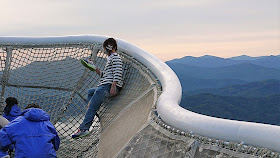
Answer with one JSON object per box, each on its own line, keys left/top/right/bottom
{"left": 1, "top": 109, "right": 15, "bottom": 158}
{"left": 3, "top": 104, "right": 21, "bottom": 122}
{"left": 0, "top": 120, "right": 8, "bottom": 158}
{"left": 0, "top": 108, "right": 60, "bottom": 158}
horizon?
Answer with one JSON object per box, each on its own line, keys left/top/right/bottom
{"left": 168, "top": 54, "right": 280, "bottom": 60}
{"left": 0, "top": 0, "right": 279, "bottom": 61}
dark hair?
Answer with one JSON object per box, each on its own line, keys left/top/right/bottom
{"left": 4, "top": 97, "right": 18, "bottom": 115}
{"left": 103, "top": 38, "right": 118, "bottom": 52}
{"left": 25, "top": 103, "right": 41, "bottom": 109}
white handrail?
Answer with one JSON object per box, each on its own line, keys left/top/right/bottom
{"left": 0, "top": 35, "right": 279, "bottom": 152}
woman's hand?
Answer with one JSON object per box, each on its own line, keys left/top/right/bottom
{"left": 87, "top": 101, "right": 91, "bottom": 109}
{"left": 96, "top": 68, "right": 100, "bottom": 76}
{"left": 110, "top": 82, "right": 117, "bottom": 97}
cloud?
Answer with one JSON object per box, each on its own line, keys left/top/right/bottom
{"left": 0, "top": 0, "right": 279, "bottom": 60}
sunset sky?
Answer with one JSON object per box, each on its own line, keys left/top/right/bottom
{"left": 0, "top": 0, "right": 279, "bottom": 61}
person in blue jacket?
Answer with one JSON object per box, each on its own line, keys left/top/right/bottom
{"left": 1, "top": 97, "right": 21, "bottom": 158}
{"left": 0, "top": 116, "right": 9, "bottom": 158}
{"left": 0, "top": 103, "right": 60, "bottom": 158}
{"left": 3, "top": 97, "right": 21, "bottom": 122}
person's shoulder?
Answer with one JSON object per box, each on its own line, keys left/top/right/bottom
{"left": 10, "top": 116, "right": 25, "bottom": 123}
{"left": 114, "top": 52, "right": 121, "bottom": 56}
{"left": 9, "top": 105, "right": 21, "bottom": 117}
{"left": 4, "top": 116, "right": 25, "bottom": 129}
{"left": 45, "top": 120, "right": 56, "bottom": 128}
{"left": 112, "top": 53, "right": 122, "bottom": 60}
{"left": 11, "top": 105, "right": 21, "bottom": 112}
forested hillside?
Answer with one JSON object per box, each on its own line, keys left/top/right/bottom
{"left": 166, "top": 55, "right": 280, "bottom": 125}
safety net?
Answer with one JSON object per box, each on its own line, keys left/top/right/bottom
{"left": 0, "top": 43, "right": 159, "bottom": 157}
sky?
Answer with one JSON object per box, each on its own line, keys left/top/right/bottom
{"left": 0, "top": 0, "right": 279, "bottom": 61}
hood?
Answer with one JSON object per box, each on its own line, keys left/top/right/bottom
{"left": 21, "top": 108, "right": 50, "bottom": 122}
{"left": 9, "top": 104, "right": 22, "bottom": 116}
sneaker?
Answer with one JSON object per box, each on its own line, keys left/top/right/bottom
{"left": 81, "top": 59, "right": 96, "bottom": 71}
{"left": 72, "top": 129, "right": 90, "bottom": 139}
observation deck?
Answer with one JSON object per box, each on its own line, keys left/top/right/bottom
{"left": 0, "top": 35, "right": 279, "bottom": 158}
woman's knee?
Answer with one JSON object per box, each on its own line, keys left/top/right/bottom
{"left": 87, "top": 88, "right": 96, "bottom": 96}
{"left": 92, "top": 89, "right": 109, "bottom": 103}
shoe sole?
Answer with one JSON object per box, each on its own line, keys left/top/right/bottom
{"left": 81, "top": 59, "right": 96, "bottom": 71}
{"left": 73, "top": 131, "right": 91, "bottom": 139}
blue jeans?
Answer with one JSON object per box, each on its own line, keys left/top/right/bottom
{"left": 79, "top": 84, "right": 120, "bottom": 130}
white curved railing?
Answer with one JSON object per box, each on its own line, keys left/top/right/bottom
{"left": 1, "top": 35, "right": 280, "bottom": 153}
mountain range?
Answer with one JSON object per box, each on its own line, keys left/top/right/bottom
{"left": 167, "top": 55, "right": 280, "bottom": 69}
{"left": 166, "top": 54, "right": 280, "bottom": 125}
{"left": 184, "top": 79, "right": 280, "bottom": 97}
{"left": 166, "top": 55, "right": 280, "bottom": 91}
{"left": 181, "top": 93, "right": 280, "bottom": 126}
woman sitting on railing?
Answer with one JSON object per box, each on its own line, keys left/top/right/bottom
{"left": 72, "top": 37, "right": 123, "bottom": 139}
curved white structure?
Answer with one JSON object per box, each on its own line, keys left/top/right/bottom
{"left": 1, "top": 35, "right": 280, "bottom": 153}
{"left": 0, "top": 116, "right": 9, "bottom": 128}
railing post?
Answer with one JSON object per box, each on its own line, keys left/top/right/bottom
{"left": 90, "top": 44, "right": 100, "bottom": 61}
{"left": 0, "top": 46, "right": 12, "bottom": 114}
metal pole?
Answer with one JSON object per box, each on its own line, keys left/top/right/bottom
{"left": 0, "top": 46, "right": 12, "bottom": 114}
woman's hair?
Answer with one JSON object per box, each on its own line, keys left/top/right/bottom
{"left": 25, "top": 103, "right": 41, "bottom": 109}
{"left": 103, "top": 38, "right": 118, "bottom": 52}
{"left": 4, "top": 97, "right": 18, "bottom": 114}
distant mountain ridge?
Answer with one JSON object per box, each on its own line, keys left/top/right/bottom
{"left": 184, "top": 79, "right": 280, "bottom": 97}
{"left": 167, "top": 62, "right": 280, "bottom": 91}
{"left": 181, "top": 93, "right": 280, "bottom": 125}
{"left": 229, "top": 55, "right": 263, "bottom": 60}
{"left": 167, "top": 54, "right": 280, "bottom": 126}
{"left": 178, "top": 76, "right": 247, "bottom": 91}
{"left": 166, "top": 54, "right": 280, "bottom": 91}
{"left": 167, "top": 54, "right": 280, "bottom": 69}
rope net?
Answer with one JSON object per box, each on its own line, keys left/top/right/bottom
{"left": 0, "top": 43, "right": 158, "bottom": 158}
